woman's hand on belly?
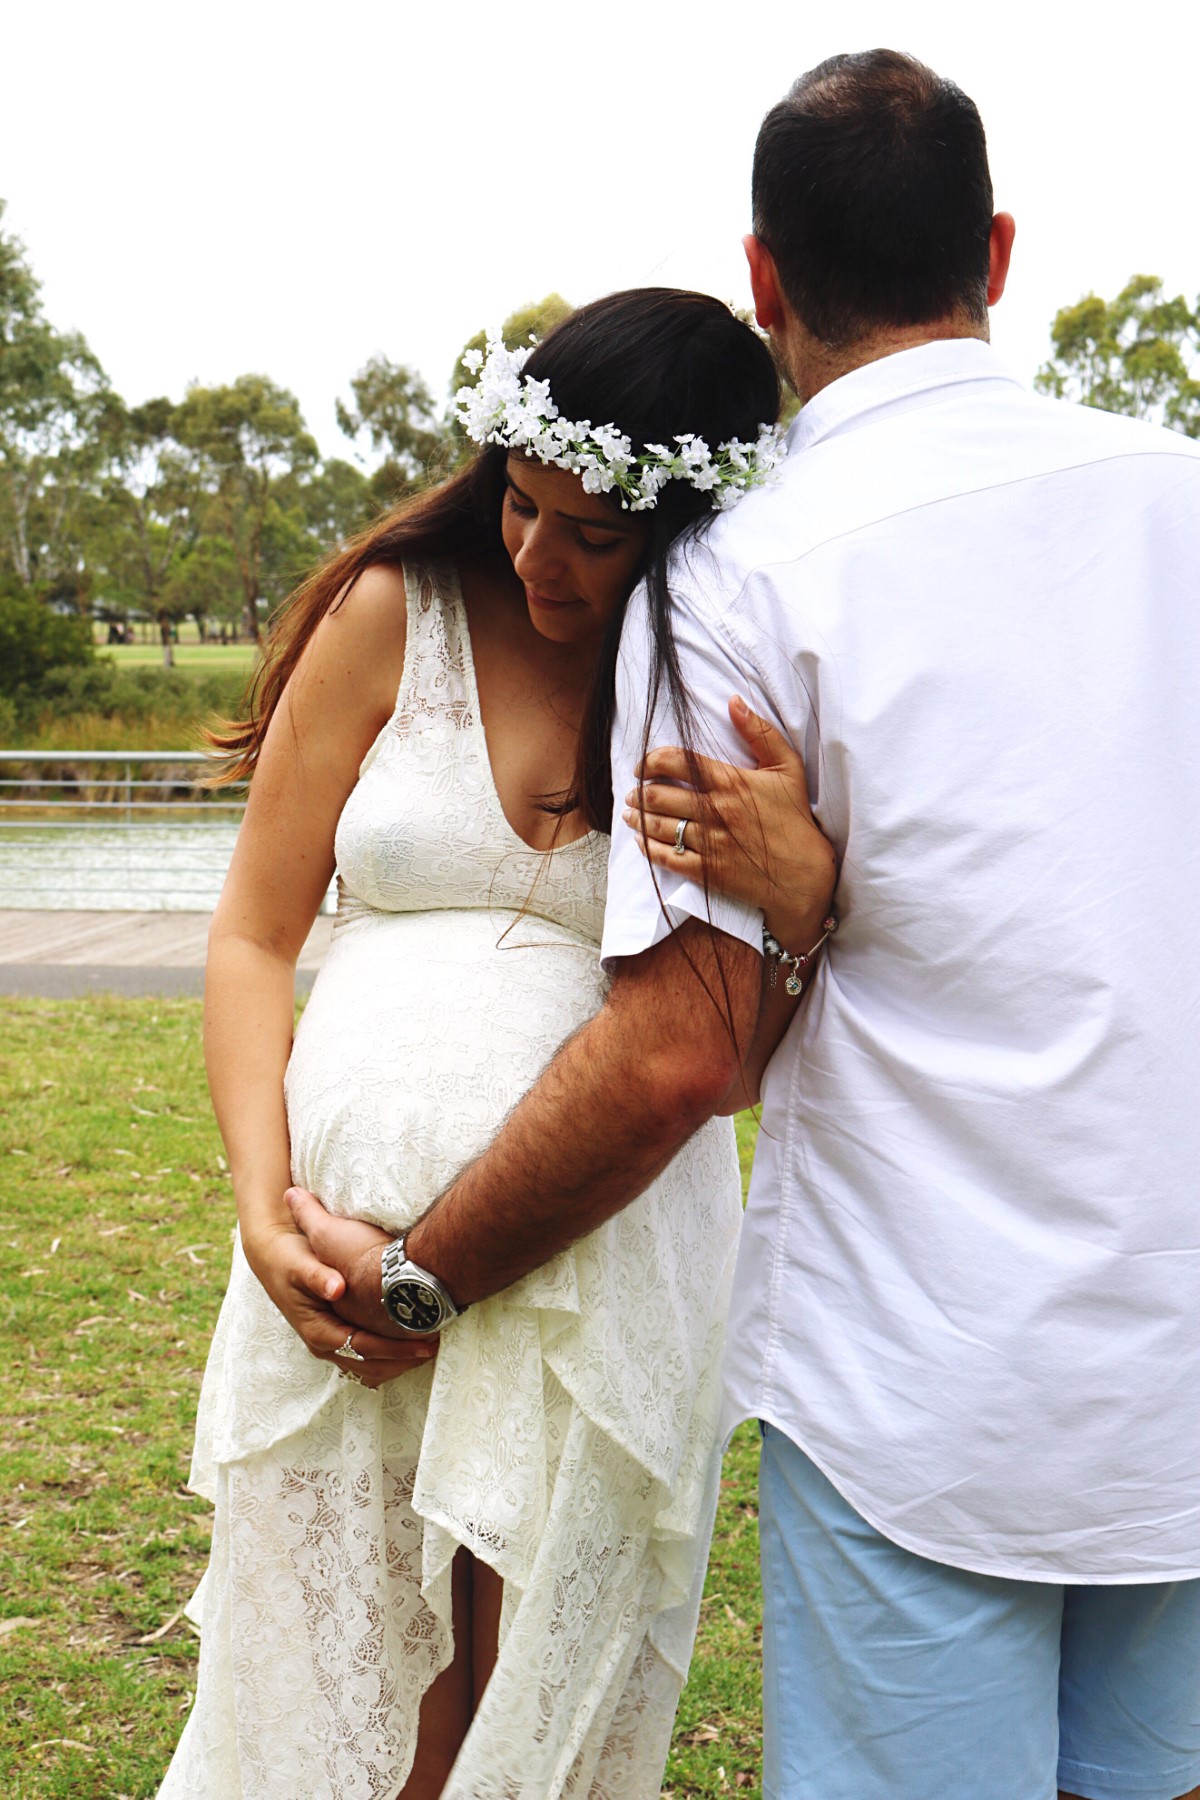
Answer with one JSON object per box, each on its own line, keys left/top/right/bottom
{"left": 245, "top": 1212, "right": 438, "bottom": 1387}
{"left": 287, "top": 1185, "right": 454, "bottom": 1347}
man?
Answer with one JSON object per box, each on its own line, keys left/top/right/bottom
{"left": 292, "top": 50, "right": 1200, "bottom": 1799}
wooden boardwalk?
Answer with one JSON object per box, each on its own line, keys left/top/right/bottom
{"left": 0, "top": 909, "right": 332, "bottom": 997}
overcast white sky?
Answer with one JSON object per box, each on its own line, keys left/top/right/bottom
{"left": 4, "top": 0, "right": 1197, "bottom": 460}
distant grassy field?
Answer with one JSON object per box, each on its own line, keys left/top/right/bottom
{"left": 95, "top": 644, "right": 257, "bottom": 678}
{"left": 92, "top": 620, "right": 243, "bottom": 647}
{"left": 0, "top": 999, "right": 765, "bottom": 1798}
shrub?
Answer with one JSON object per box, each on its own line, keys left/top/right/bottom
{"left": 0, "top": 586, "right": 93, "bottom": 698}
{"left": 15, "top": 662, "right": 248, "bottom": 727}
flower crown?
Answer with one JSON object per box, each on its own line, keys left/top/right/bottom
{"left": 455, "top": 333, "right": 786, "bottom": 513}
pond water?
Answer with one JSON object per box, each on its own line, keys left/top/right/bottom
{"left": 0, "top": 822, "right": 246, "bottom": 911}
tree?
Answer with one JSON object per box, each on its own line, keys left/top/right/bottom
{"left": 87, "top": 396, "right": 201, "bottom": 666}
{"left": 281, "top": 456, "right": 377, "bottom": 552}
{"left": 0, "top": 572, "right": 91, "bottom": 700}
{"left": 161, "top": 533, "right": 241, "bottom": 640}
{"left": 1035, "top": 275, "right": 1200, "bottom": 437}
{"left": 0, "top": 199, "right": 110, "bottom": 597}
{"left": 336, "top": 356, "right": 445, "bottom": 503}
{"left": 175, "top": 376, "right": 318, "bottom": 642}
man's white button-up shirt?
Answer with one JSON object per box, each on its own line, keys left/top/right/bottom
{"left": 601, "top": 339, "right": 1200, "bottom": 1581}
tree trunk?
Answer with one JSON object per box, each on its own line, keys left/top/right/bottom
{"left": 10, "top": 476, "right": 32, "bottom": 585}
{"left": 157, "top": 609, "right": 175, "bottom": 669}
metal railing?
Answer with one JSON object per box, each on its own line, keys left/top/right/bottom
{"left": 0, "top": 751, "right": 256, "bottom": 912}
{"left": 0, "top": 750, "right": 243, "bottom": 819}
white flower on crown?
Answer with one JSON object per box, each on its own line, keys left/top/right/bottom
{"left": 522, "top": 376, "right": 557, "bottom": 418}
{"left": 455, "top": 331, "right": 787, "bottom": 513}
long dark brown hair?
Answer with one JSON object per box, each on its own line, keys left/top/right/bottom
{"left": 205, "top": 452, "right": 506, "bottom": 782}
{"left": 209, "top": 288, "right": 780, "bottom": 838}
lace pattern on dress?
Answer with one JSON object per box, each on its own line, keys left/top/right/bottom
{"left": 158, "top": 561, "right": 742, "bottom": 1799}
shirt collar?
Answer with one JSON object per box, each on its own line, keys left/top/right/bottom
{"left": 785, "top": 338, "right": 1025, "bottom": 456}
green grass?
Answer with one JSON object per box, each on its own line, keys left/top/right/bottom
{"left": 0, "top": 998, "right": 764, "bottom": 1796}
{"left": 94, "top": 644, "right": 256, "bottom": 678}
{"left": 93, "top": 618, "right": 248, "bottom": 648}
{"left": 1, "top": 716, "right": 219, "bottom": 754}
{"left": 0, "top": 999, "right": 231, "bottom": 1797}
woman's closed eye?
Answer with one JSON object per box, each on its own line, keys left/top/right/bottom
{"left": 572, "top": 527, "right": 626, "bottom": 556}
{"left": 504, "top": 483, "right": 627, "bottom": 556}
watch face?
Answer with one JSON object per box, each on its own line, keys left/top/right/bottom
{"left": 387, "top": 1279, "right": 447, "bottom": 1334}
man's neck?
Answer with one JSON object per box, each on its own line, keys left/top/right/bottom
{"left": 784, "top": 314, "right": 989, "bottom": 406}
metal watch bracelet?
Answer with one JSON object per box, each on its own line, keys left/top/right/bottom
{"left": 380, "top": 1233, "right": 465, "bottom": 1336}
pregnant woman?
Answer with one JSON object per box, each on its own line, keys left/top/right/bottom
{"left": 159, "top": 290, "right": 836, "bottom": 1799}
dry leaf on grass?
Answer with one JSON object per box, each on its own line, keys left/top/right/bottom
{"left": 133, "top": 1607, "right": 185, "bottom": 1644}
{"left": 682, "top": 1724, "right": 722, "bottom": 1744}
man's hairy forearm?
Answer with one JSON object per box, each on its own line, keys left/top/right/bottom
{"left": 405, "top": 922, "right": 759, "bottom": 1304}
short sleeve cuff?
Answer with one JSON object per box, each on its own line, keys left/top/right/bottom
{"left": 600, "top": 868, "right": 762, "bottom": 970}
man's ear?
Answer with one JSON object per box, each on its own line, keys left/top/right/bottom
{"left": 743, "top": 234, "right": 785, "bottom": 332}
{"left": 987, "top": 212, "right": 1016, "bottom": 307}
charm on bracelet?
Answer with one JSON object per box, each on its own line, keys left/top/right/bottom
{"left": 762, "top": 915, "right": 838, "bottom": 994}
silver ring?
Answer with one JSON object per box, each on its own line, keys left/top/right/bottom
{"left": 335, "top": 1332, "right": 365, "bottom": 1362}
{"left": 673, "top": 818, "right": 689, "bottom": 854}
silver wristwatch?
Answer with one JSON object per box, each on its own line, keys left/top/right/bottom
{"left": 380, "top": 1233, "right": 466, "bottom": 1337}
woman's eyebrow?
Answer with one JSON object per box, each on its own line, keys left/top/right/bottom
{"left": 558, "top": 508, "right": 641, "bottom": 533}
{"left": 505, "top": 471, "right": 641, "bottom": 534}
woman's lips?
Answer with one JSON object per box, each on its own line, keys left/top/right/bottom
{"left": 526, "top": 587, "right": 577, "bottom": 610}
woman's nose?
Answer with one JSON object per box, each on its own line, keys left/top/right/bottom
{"left": 512, "top": 520, "right": 563, "bottom": 582}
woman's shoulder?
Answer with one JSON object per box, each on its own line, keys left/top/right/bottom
{"left": 281, "top": 563, "right": 413, "bottom": 746}
{"left": 331, "top": 561, "right": 411, "bottom": 636}
{"left": 317, "top": 561, "right": 413, "bottom": 673}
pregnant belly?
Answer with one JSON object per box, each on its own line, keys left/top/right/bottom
{"left": 284, "top": 907, "right": 606, "bottom": 1233}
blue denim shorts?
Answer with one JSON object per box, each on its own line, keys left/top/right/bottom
{"left": 758, "top": 1423, "right": 1200, "bottom": 1800}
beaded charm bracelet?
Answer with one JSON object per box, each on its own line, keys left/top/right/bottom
{"left": 762, "top": 915, "right": 838, "bottom": 995}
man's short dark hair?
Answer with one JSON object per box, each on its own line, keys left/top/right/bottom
{"left": 752, "top": 49, "right": 994, "bottom": 348}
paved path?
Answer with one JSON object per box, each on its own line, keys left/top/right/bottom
{"left": 0, "top": 909, "right": 333, "bottom": 998}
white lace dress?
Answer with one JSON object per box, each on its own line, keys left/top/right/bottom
{"left": 158, "top": 564, "right": 743, "bottom": 1800}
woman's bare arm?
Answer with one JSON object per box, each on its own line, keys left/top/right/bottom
{"left": 204, "top": 566, "right": 431, "bottom": 1381}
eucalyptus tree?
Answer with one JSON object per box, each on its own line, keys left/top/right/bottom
{"left": 336, "top": 355, "right": 445, "bottom": 504}
{"left": 161, "top": 533, "right": 241, "bottom": 640}
{"left": 0, "top": 200, "right": 110, "bottom": 601}
{"left": 175, "top": 375, "right": 318, "bottom": 642}
{"left": 1036, "top": 275, "right": 1200, "bottom": 437}
{"left": 88, "top": 396, "right": 201, "bottom": 665}
{"left": 297, "top": 456, "right": 378, "bottom": 545}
